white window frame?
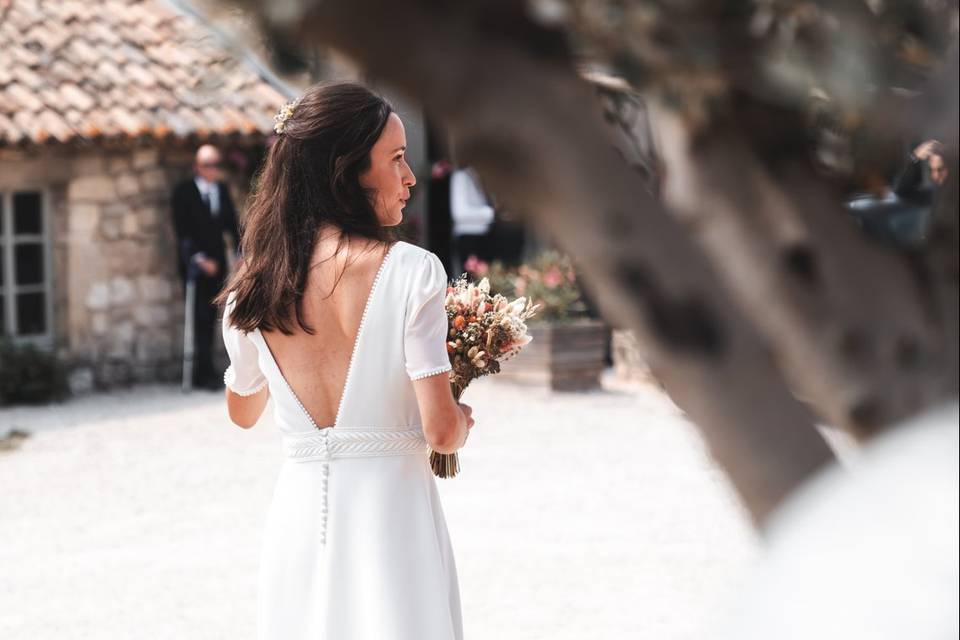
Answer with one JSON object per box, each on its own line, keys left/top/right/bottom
{"left": 0, "top": 187, "right": 55, "bottom": 349}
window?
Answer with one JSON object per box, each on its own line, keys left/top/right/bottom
{"left": 1, "top": 189, "right": 53, "bottom": 344}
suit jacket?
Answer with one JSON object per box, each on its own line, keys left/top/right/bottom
{"left": 170, "top": 178, "right": 240, "bottom": 283}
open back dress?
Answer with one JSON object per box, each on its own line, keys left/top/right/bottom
{"left": 220, "top": 240, "right": 462, "bottom": 640}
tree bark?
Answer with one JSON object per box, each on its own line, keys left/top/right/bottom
{"left": 654, "top": 103, "right": 957, "bottom": 437}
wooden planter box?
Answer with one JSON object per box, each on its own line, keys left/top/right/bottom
{"left": 494, "top": 318, "right": 610, "bottom": 391}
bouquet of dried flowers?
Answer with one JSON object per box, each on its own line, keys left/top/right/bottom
{"left": 430, "top": 273, "right": 539, "bottom": 478}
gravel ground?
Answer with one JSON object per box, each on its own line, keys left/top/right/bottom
{"left": 0, "top": 370, "right": 759, "bottom": 639}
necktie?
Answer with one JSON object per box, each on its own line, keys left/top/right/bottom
{"left": 207, "top": 184, "right": 220, "bottom": 218}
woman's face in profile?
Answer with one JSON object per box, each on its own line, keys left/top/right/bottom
{"left": 360, "top": 112, "right": 416, "bottom": 226}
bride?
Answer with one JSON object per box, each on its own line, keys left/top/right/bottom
{"left": 213, "top": 82, "right": 473, "bottom": 639}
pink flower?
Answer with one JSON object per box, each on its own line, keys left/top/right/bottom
{"left": 513, "top": 276, "right": 526, "bottom": 295}
{"left": 543, "top": 266, "right": 564, "bottom": 289}
{"left": 431, "top": 159, "right": 453, "bottom": 179}
{"left": 463, "top": 254, "right": 488, "bottom": 275}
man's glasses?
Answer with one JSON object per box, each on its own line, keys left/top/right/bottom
{"left": 199, "top": 162, "right": 224, "bottom": 169}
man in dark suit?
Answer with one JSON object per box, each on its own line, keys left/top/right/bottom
{"left": 171, "top": 144, "right": 240, "bottom": 390}
{"left": 427, "top": 157, "right": 454, "bottom": 275}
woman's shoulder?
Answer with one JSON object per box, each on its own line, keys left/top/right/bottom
{"left": 390, "top": 240, "right": 440, "bottom": 269}
{"left": 391, "top": 242, "right": 450, "bottom": 314}
{"left": 395, "top": 247, "right": 451, "bottom": 306}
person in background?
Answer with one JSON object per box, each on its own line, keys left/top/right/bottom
{"left": 171, "top": 144, "right": 240, "bottom": 390}
{"left": 427, "top": 157, "right": 455, "bottom": 275}
{"left": 425, "top": 122, "right": 455, "bottom": 275}
{"left": 847, "top": 139, "right": 949, "bottom": 248}
{"left": 487, "top": 192, "right": 527, "bottom": 269}
{"left": 449, "top": 165, "right": 495, "bottom": 276}
{"left": 892, "top": 139, "right": 949, "bottom": 205}
{"left": 885, "top": 139, "right": 949, "bottom": 246}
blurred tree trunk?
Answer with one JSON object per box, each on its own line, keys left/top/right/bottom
{"left": 207, "top": 0, "right": 958, "bottom": 528}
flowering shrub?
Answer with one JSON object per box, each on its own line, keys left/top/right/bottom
{"left": 463, "top": 250, "right": 589, "bottom": 324}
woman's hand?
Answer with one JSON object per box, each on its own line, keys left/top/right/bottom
{"left": 411, "top": 376, "right": 472, "bottom": 453}
{"left": 458, "top": 402, "right": 474, "bottom": 443}
{"left": 913, "top": 139, "right": 943, "bottom": 160}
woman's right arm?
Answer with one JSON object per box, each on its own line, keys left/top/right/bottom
{"left": 404, "top": 251, "right": 474, "bottom": 452}
{"left": 225, "top": 385, "right": 270, "bottom": 429}
{"left": 412, "top": 374, "right": 473, "bottom": 454}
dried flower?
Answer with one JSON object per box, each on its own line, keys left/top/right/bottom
{"left": 273, "top": 97, "right": 301, "bottom": 135}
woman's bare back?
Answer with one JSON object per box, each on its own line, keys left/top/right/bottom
{"left": 259, "top": 230, "right": 393, "bottom": 428}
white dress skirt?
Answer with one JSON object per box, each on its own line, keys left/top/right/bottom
{"left": 221, "top": 240, "right": 463, "bottom": 640}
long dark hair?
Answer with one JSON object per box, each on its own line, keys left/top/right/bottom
{"left": 213, "top": 82, "right": 401, "bottom": 335}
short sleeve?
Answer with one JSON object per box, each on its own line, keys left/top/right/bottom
{"left": 221, "top": 292, "right": 268, "bottom": 395}
{"left": 404, "top": 252, "right": 453, "bottom": 381}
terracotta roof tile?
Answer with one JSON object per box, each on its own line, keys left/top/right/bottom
{"left": 109, "top": 106, "right": 149, "bottom": 136}
{"left": 92, "top": 60, "right": 125, "bottom": 87}
{"left": 36, "top": 110, "right": 75, "bottom": 143}
{"left": 48, "top": 60, "right": 79, "bottom": 83}
{"left": 38, "top": 87, "right": 64, "bottom": 110}
{"left": 145, "top": 62, "right": 178, "bottom": 89}
{"left": 6, "top": 83, "right": 45, "bottom": 113}
{"left": 62, "top": 109, "right": 87, "bottom": 129}
{"left": 128, "top": 63, "right": 160, "bottom": 88}
{"left": 60, "top": 84, "right": 97, "bottom": 112}
{"left": 0, "top": 113, "right": 23, "bottom": 143}
{"left": 26, "top": 21, "right": 71, "bottom": 51}
{"left": 132, "top": 85, "right": 162, "bottom": 111}
{"left": 57, "top": 1, "right": 90, "bottom": 22}
{"left": 1, "top": 0, "right": 289, "bottom": 146}
{"left": 86, "top": 21, "right": 123, "bottom": 46}
{"left": 0, "top": 91, "right": 16, "bottom": 114}
{"left": 12, "top": 111, "right": 40, "bottom": 140}
{"left": 10, "top": 43, "right": 42, "bottom": 67}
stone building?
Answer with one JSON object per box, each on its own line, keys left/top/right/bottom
{"left": 0, "top": 0, "right": 289, "bottom": 390}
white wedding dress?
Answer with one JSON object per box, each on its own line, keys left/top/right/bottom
{"left": 221, "top": 240, "right": 462, "bottom": 640}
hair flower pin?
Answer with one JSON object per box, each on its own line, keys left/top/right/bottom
{"left": 273, "top": 98, "right": 301, "bottom": 135}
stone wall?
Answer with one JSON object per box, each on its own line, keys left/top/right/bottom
{"left": 1, "top": 144, "right": 257, "bottom": 392}
{"left": 64, "top": 148, "right": 186, "bottom": 389}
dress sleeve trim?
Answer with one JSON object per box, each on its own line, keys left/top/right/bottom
{"left": 223, "top": 365, "right": 269, "bottom": 396}
{"left": 409, "top": 364, "right": 453, "bottom": 381}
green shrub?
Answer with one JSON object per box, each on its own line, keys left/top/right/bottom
{"left": 0, "top": 339, "right": 70, "bottom": 405}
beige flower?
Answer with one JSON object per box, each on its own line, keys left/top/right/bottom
{"left": 273, "top": 98, "right": 301, "bottom": 135}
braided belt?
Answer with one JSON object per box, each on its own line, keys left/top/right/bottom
{"left": 281, "top": 427, "right": 431, "bottom": 463}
